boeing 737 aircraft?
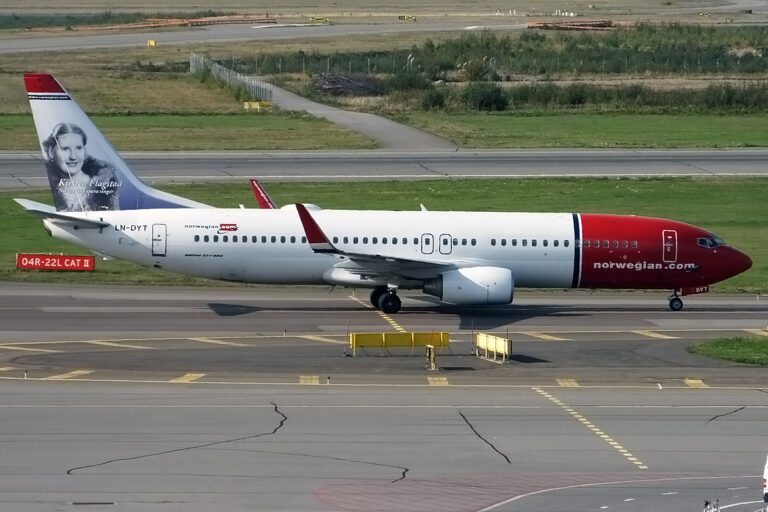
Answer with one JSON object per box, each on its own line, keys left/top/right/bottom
{"left": 17, "top": 73, "right": 752, "bottom": 313}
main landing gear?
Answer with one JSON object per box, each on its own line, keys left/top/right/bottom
{"left": 668, "top": 292, "right": 684, "bottom": 311}
{"left": 370, "top": 286, "right": 401, "bottom": 314}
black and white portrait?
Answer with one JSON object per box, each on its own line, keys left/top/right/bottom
{"left": 43, "top": 123, "right": 121, "bottom": 211}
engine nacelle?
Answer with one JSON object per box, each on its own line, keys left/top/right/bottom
{"left": 423, "top": 267, "right": 514, "bottom": 305}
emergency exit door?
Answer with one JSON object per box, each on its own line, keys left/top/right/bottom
{"left": 662, "top": 229, "right": 677, "bottom": 263}
{"left": 152, "top": 224, "right": 167, "bottom": 257}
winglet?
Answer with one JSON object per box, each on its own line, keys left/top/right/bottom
{"left": 249, "top": 179, "right": 277, "bottom": 209}
{"left": 295, "top": 203, "right": 336, "bottom": 253}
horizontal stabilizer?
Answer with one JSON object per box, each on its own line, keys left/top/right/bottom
{"left": 14, "top": 198, "right": 110, "bottom": 229}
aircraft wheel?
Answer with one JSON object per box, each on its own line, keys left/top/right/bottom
{"left": 370, "top": 287, "right": 388, "bottom": 308}
{"left": 669, "top": 297, "right": 683, "bottom": 311}
{"left": 378, "top": 293, "right": 401, "bottom": 314}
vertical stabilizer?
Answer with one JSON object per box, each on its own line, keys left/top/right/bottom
{"left": 24, "top": 73, "right": 210, "bottom": 212}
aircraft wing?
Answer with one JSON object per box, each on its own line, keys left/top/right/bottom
{"left": 15, "top": 198, "right": 110, "bottom": 229}
{"left": 295, "top": 203, "right": 462, "bottom": 279}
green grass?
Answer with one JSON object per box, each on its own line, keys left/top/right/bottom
{"left": 2, "top": 177, "right": 766, "bottom": 290}
{"left": 397, "top": 112, "right": 768, "bottom": 148}
{"left": 0, "top": 113, "right": 375, "bottom": 151}
{"left": 689, "top": 337, "right": 768, "bottom": 365}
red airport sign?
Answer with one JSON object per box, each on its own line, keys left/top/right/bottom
{"left": 17, "top": 254, "right": 95, "bottom": 271}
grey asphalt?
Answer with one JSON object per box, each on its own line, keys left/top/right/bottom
{"left": 1, "top": 286, "right": 767, "bottom": 512}
{"left": 2, "top": 283, "right": 767, "bottom": 386}
{"left": 0, "top": 22, "right": 516, "bottom": 54}
{"left": 4, "top": 149, "right": 768, "bottom": 189}
{"left": 256, "top": 80, "right": 455, "bottom": 150}
{"left": 0, "top": 380, "right": 765, "bottom": 512}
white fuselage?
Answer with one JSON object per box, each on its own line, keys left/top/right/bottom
{"left": 46, "top": 206, "right": 577, "bottom": 288}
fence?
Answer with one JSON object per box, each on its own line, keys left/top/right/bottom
{"left": 189, "top": 52, "right": 272, "bottom": 102}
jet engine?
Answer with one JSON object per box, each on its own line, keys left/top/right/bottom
{"left": 423, "top": 267, "right": 514, "bottom": 305}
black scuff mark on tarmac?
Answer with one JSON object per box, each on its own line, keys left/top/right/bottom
{"left": 66, "top": 401, "right": 287, "bottom": 475}
{"left": 414, "top": 160, "right": 451, "bottom": 179}
{"left": 9, "top": 173, "right": 35, "bottom": 187}
{"left": 706, "top": 405, "right": 746, "bottom": 424}
{"left": 212, "top": 447, "right": 410, "bottom": 483}
{"left": 459, "top": 410, "right": 511, "bottom": 464}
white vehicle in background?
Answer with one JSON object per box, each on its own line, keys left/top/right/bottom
{"left": 763, "top": 453, "right": 768, "bottom": 502}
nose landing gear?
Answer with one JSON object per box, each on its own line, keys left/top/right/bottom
{"left": 668, "top": 292, "right": 683, "bottom": 311}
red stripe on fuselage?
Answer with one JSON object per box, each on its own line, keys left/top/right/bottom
{"left": 579, "top": 214, "right": 715, "bottom": 290}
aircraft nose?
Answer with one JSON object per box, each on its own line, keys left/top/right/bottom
{"left": 731, "top": 248, "right": 753, "bottom": 275}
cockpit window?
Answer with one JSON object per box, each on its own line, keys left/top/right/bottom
{"left": 697, "top": 235, "right": 726, "bottom": 249}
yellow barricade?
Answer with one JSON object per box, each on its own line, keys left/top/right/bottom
{"left": 243, "top": 101, "right": 272, "bottom": 111}
{"left": 476, "top": 333, "right": 512, "bottom": 363}
{"left": 349, "top": 332, "right": 449, "bottom": 356}
{"left": 147, "top": 40, "right": 156, "bottom": 47}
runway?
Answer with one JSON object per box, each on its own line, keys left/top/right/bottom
{"left": 1, "top": 283, "right": 767, "bottom": 511}
{"left": 3, "top": 149, "right": 768, "bottom": 189}
{"left": 0, "top": 22, "right": 517, "bottom": 54}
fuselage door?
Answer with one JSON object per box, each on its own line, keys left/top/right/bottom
{"left": 438, "top": 233, "right": 453, "bottom": 255}
{"left": 420, "top": 233, "right": 434, "bottom": 255}
{"left": 662, "top": 229, "right": 677, "bottom": 263}
{"left": 152, "top": 224, "right": 167, "bottom": 257}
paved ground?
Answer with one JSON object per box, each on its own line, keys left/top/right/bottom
{"left": 4, "top": 149, "right": 768, "bottom": 189}
{"left": 1, "top": 283, "right": 766, "bottom": 386}
{"left": 255, "top": 81, "right": 455, "bottom": 150}
{"left": 1, "top": 283, "right": 767, "bottom": 511}
{"left": 1, "top": 381, "right": 765, "bottom": 512}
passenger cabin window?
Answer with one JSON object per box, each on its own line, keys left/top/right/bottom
{"left": 462, "top": 239, "right": 467, "bottom": 246}
{"left": 554, "top": 240, "right": 559, "bottom": 247}
{"left": 532, "top": 239, "right": 537, "bottom": 247}
{"left": 613, "top": 240, "right": 619, "bottom": 248}
{"left": 223, "top": 235, "right": 228, "bottom": 242}
{"left": 491, "top": 239, "right": 497, "bottom": 246}
{"left": 343, "top": 237, "right": 349, "bottom": 244}
{"left": 302, "top": 236, "right": 307, "bottom": 243}
{"left": 204, "top": 235, "right": 209, "bottom": 242}
{"left": 622, "top": 240, "right": 628, "bottom": 248}
{"left": 213, "top": 235, "right": 219, "bottom": 242}
{"left": 391, "top": 238, "right": 397, "bottom": 245}
{"left": 252, "top": 236, "right": 257, "bottom": 243}
{"left": 471, "top": 239, "right": 477, "bottom": 246}
{"left": 564, "top": 240, "right": 569, "bottom": 248}
{"left": 232, "top": 235, "right": 238, "bottom": 242}
{"left": 522, "top": 239, "right": 527, "bottom": 247}
{"left": 372, "top": 237, "right": 378, "bottom": 244}
{"left": 512, "top": 239, "right": 517, "bottom": 247}
{"left": 631, "top": 241, "right": 638, "bottom": 248}
{"left": 602, "top": 240, "right": 609, "bottom": 248}
{"left": 290, "top": 236, "right": 296, "bottom": 243}
{"left": 383, "top": 237, "right": 387, "bottom": 244}
{"left": 333, "top": 236, "right": 339, "bottom": 243}
{"left": 194, "top": 235, "right": 200, "bottom": 242}
{"left": 543, "top": 240, "right": 548, "bottom": 247}
{"left": 271, "top": 236, "right": 276, "bottom": 243}
{"left": 501, "top": 239, "right": 507, "bottom": 246}
{"left": 353, "top": 237, "right": 359, "bottom": 244}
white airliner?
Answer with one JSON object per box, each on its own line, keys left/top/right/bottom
{"left": 17, "top": 74, "right": 752, "bottom": 313}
